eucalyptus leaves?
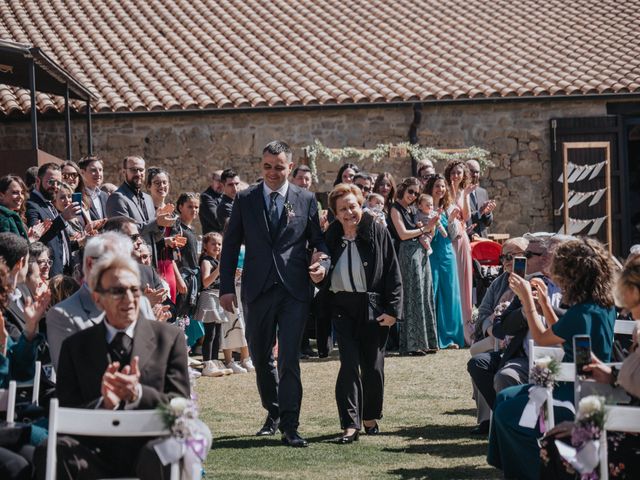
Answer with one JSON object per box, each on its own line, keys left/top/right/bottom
{"left": 304, "top": 139, "right": 493, "bottom": 182}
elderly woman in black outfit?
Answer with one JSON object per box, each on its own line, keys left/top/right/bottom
{"left": 323, "top": 183, "right": 403, "bottom": 444}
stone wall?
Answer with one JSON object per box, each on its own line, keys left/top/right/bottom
{"left": 0, "top": 99, "right": 607, "bottom": 235}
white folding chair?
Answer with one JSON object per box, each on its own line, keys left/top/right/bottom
{"left": 613, "top": 319, "right": 636, "bottom": 336}
{"left": 45, "top": 398, "right": 180, "bottom": 480}
{"left": 16, "top": 360, "right": 41, "bottom": 405}
{"left": 0, "top": 380, "right": 17, "bottom": 423}
{"left": 528, "top": 340, "right": 575, "bottom": 430}
{"left": 599, "top": 405, "right": 640, "bottom": 480}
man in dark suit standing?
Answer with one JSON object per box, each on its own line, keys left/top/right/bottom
{"left": 35, "top": 254, "right": 189, "bottom": 480}
{"left": 219, "top": 141, "right": 329, "bottom": 447}
{"left": 466, "top": 159, "right": 496, "bottom": 238}
{"left": 26, "top": 163, "right": 82, "bottom": 276}
{"left": 199, "top": 170, "right": 224, "bottom": 234}
{"left": 216, "top": 168, "right": 240, "bottom": 231}
{"left": 105, "top": 156, "right": 174, "bottom": 264}
{"left": 79, "top": 156, "right": 109, "bottom": 221}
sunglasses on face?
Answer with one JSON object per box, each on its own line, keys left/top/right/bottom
{"left": 62, "top": 172, "right": 79, "bottom": 180}
{"left": 357, "top": 184, "right": 371, "bottom": 193}
{"left": 407, "top": 189, "right": 419, "bottom": 196}
{"left": 96, "top": 286, "right": 142, "bottom": 300}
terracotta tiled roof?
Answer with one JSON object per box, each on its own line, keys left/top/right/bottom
{"left": 1, "top": 0, "right": 639, "bottom": 115}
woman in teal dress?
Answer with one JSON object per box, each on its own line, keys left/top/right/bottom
{"left": 424, "top": 175, "right": 465, "bottom": 349}
{"left": 487, "top": 237, "right": 617, "bottom": 480}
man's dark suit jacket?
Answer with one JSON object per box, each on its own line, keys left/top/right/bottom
{"left": 493, "top": 276, "right": 566, "bottom": 369}
{"left": 468, "top": 186, "right": 493, "bottom": 238}
{"left": 199, "top": 187, "right": 222, "bottom": 234}
{"left": 219, "top": 182, "right": 328, "bottom": 304}
{"left": 56, "top": 317, "right": 189, "bottom": 409}
{"left": 216, "top": 195, "right": 234, "bottom": 232}
{"left": 87, "top": 189, "right": 109, "bottom": 221}
{"left": 26, "top": 191, "right": 70, "bottom": 276}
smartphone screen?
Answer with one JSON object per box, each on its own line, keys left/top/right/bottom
{"left": 512, "top": 256, "right": 527, "bottom": 278}
{"left": 573, "top": 335, "right": 592, "bottom": 378}
{"left": 71, "top": 192, "right": 83, "bottom": 205}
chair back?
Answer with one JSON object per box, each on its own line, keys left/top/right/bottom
{"left": 599, "top": 405, "right": 640, "bottom": 480}
{"left": 0, "top": 381, "right": 17, "bottom": 423}
{"left": 45, "top": 398, "right": 179, "bottom": 480}
{"left": 15, "top": 360, "right": 41, "bottom": 406}
{"left": 613, "top": 319, "right": 636, "bottom": 335}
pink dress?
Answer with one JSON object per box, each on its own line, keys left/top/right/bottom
{"left": 451, "top": 195, "right": 474, "bottom": 345}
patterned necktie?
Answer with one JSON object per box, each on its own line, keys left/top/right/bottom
{"left": 109, "top": 331, "right": 132, "bottom": 366}
{"left": 268, "top": 192, "right": 280, "bottom": 231}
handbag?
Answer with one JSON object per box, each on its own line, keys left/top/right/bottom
{"left": 365, "top": 292, "right": 385, "bottom": 324}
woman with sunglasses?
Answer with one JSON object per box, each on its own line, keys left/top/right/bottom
{"left": 388, "top": 177, "right": 438, "bottom": 355}
{"left": 424, "top": 174, "right": 464, "bottom": 349}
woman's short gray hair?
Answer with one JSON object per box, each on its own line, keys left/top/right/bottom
{"left": 88, "top": 254, "right": 140, "bottom": 292}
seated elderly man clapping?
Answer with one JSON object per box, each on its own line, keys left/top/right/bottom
{"left": 35, "top": 254, "right": 189, "bottom": 480}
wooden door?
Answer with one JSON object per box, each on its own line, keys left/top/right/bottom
{"left": 550, "top": 116, "right": 626, "bottom": 256}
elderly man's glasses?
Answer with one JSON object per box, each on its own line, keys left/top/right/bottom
{"left": 95, "top": 286, "right": 142, "bottom": 300}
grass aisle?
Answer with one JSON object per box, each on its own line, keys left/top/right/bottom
{"left": 197, "top": 350, "right": 501, "bottom": 479}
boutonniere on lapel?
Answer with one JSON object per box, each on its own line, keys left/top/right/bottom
{"left": 284, "top": 201, "right": 296, "bottom": 223}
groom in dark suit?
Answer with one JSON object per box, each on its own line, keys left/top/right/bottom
{"left": 219, "top": 140, "right": 329, "bottom": 447}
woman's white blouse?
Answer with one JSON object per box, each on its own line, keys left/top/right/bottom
{"left": 330, "top": 238, "right": 367, "bottom": 293}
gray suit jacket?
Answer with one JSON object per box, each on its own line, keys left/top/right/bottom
{"left": 468, "top": 186, "right": 493, "bottom": 238}
{"left": 105, "top": 182, "right": 163, "bottom": 246}
{"left": 46, "top": 284, "right": 103, "bottom": 370}
{"left": 46, "top": 283, "right": 156, "bottom": 370}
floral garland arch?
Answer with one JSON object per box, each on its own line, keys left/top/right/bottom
{"left": 303, "top": 139, "right": 493, "bottom": 182}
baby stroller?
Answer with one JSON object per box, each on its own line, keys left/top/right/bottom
{"left": 471, "top": 240, "right": 503, "bottom": 307}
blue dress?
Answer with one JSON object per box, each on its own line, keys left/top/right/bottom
{"left": 487, "top": 302, "right": 616, "bottom": 480}
{"left": 429, "top": 212, "right": 464, "bottom": 348}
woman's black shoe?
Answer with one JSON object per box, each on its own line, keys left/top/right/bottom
{"left": 336, "top": 430, "right": 360, "bottom": 444}
{"left": 364, "top": 422, "right": 379, "bottom": 435}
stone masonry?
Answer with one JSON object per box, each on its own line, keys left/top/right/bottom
{"left": 0, "top": 99, "right": 607, "bottom": 235}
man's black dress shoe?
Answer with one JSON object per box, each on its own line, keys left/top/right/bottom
{"left": 281, "top": 430, "right": 308, "bottom": 447}
{"left": 470, "top": 420, "right": 490, "bottom": 435}
{"left": 364, "top": 422, "right": 379, "bottom": 435}
{"left": 335, "top": 430, "right": 359, "bottom": 444}
{"left": 256, "top": 417, "right": 279, "bottom": 436}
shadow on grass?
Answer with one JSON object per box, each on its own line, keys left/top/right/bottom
{"left": 443, "top": 408, "right": 476, "bottom": 417}
{"left": 388, "top": 423, "right": 480, "bottom": 441}
{"left": 213, "top": 435, "right": 283, "bottom": 449}
{"left": 388, "top": 465, "right": 499, "bottom": 480}
{"left": 382, "top": 441, "right": 487, "bottom": 458}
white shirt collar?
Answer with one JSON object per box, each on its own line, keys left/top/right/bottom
{"left": 263, "top": 181, "right": 289, "bottom": 198}
{"left": 104, "top": 317, "right": 137, "bottom": 344}
{"left": 8, "top": 288, "right": 22, "bottom": 303}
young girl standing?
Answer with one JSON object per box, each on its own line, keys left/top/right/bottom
{"left": 197, "top": 232, "right": 232, "bottom": 377}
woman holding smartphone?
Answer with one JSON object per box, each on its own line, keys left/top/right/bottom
{"left": 487, "top": 237, "right": 618, "bottom": 480}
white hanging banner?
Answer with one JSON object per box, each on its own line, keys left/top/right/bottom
{"left": 568, "top": 218, "right": 592, "bottom": 235}
{"left": 558, "top": 160, "right": 607, "bottom": 184}
{"left": 568, "top": 191, "right": 595, "bottom": 208}
{"left": 588, "top": 161, "right": 606, "bottom": 180}
{"left": 588, "top": 216, "right": 607, "bottom": 236}
{"left": 589, "top": 188, "right": 607, "bottom": 206}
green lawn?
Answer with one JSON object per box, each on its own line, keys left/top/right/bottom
{"left": 196, "top": 350, "right": 501, "bottom": 479}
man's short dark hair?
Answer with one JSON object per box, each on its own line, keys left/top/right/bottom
{"left": 78, "top": 156, "right": 103, "bottom": 170}
{"left": 292, "top": 165, "right": 311, "bottom": 178}
{"left": 354, "top": 172, "right": 372, "bottom": 183}
{"left": 221, "top": 168, "right": 238, "bottom": 184}
{"left": 0, "top": 233, "right": 29, "bottom": 269}
{"left": 24, "top": 166, "right": 39, "bottom": 190}
{"left": 103, "top": 216, "right": 137, "bottom": 233}
{"left": 263, "top": 140, "right": 292, "bottom": 162}
{"left": 37, "top": 162, "right": 61, "bottom": 179}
